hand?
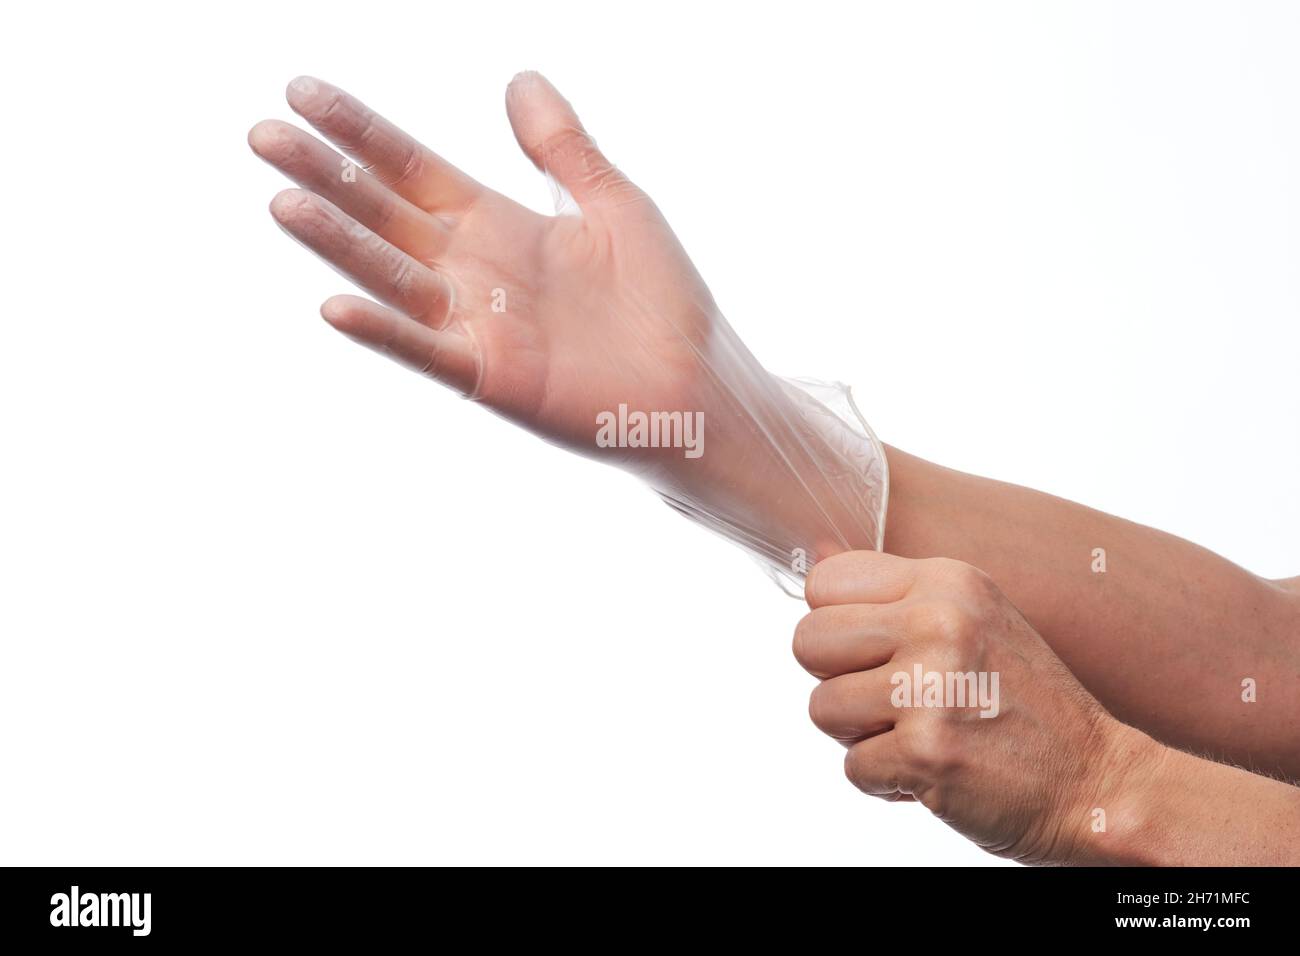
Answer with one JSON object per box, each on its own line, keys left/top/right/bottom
{"left": 250, "top": 73, "right": 733, "bottom": 469}
{"left": 249, "top": 74, "right": 886, "bottom": 569}
{"left": 794, "top": 550, "right": 1155, "bottom": 864}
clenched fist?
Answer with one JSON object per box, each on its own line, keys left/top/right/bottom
{"left": 795, "top": 551, "right": 1157, "bottom": 864}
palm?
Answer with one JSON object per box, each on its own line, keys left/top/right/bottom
{"left": 446, "top": 192, "right": 714, "bottom": 447}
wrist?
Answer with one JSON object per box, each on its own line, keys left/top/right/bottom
{"left": 654, "top": 370, "right": 888, "bottom": 580}
{"left": 1060, "top": 717, "right": 1171, "bottom": 865}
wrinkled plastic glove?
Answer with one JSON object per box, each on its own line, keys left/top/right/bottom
{"left": 249, "top": 73, "right": 887, "bottom": 590}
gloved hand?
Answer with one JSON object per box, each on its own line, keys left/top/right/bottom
{"left": 249, "top": 72, "right": 887, "bottom": 586}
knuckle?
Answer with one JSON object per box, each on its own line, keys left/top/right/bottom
{"left": 354, "top": 112, "right": 380, "bottom": 151}
{"left": 925, "top": 556, "right": 975, "bottom": 585}
{"left": 808, "top": 681, "right": 853, "bottom": 739}
{"left": 914, "top": 598, "right": 975, "bottom": 646}
{"left": 416, "top": 343, "right": 444, "bottom": 380}
{"left": 540, "top": 127, "right": 594, "bottom": 167}
{"left": 804, "top": 556, "right": 850, "bottom": 608}
{"left": 843, "top": 743, "right": 897, "bottom": 796}
{"left": 934, "top": 600, "right": 971, "bottom": 641}
{"left": 582, "top": 161, "right": 629, "bottom": 198}
{"left": 809, "top": 679, "right": 867, "bottom": 743}
{"left": 843, "top": 746, "right": 866, "bottom": 788}
{"left": 315, "top": 87, "right": 349, "bottom": 129}
{"left": 791, "top": 614, "right": 817, "bottom": 670}
{"left": 388, "top": 258, "right": 437, "bottom": 329}
{"left": 956, "top": 566, "right": 999, "bottom": 604}
{"left": 926, "top": 557, "right": 999, "bottom": 602}
{"left": 792, "top": 610, "right": 837, "bottom": 675}
{"left": 392, "top": 142, "right": 425, "bottom": 189}
{"left": 807, "top": 683, "right": 833, "bottom": 734}
{"left": 901, "top": 715, "right": 961, "bottom": 777}
{"left": 370, "top": 198, "right": 398, "bottom": 234}
{"left": 803, "top": 562, "right": 824, "bottom": 606}
{"left": 390, "top": 257, "right": 416, "bottom": 301}
{"left": 921, "top": 556, "right": 966, "bottom": 581}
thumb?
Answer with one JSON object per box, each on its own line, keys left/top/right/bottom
{"left": 505, "top": 71, "right": 638, "bottom": 210}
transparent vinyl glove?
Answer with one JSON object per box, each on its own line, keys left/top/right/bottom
{"left": 249, "top": 72, "right": 887, "bottom": 591}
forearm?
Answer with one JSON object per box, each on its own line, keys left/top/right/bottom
{"left": 675, "top": 369, "right": 1297, "bottom": 775}
{"left": 881, "top": 446, "right": 1300, "bottom": 778}
{"left": 1077, "top": 726, "right": 1300, "bottom": 865}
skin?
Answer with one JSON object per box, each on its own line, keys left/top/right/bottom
{"left": 251, "top": 74, "right": 1300, "bottom": 863}
{"left": 882, "top": 448, "right": 1300, "bottom": 781}
{"left": 798, "top": 551, "right": 1300, "bottom": 865}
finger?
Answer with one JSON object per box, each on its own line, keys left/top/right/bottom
{"left": 269, "top": 189, "right": 452, "bottom": 329}
{"left": 321, "top": 295, "right": 479, "bottom": 395}
{"left": 793, "top": 604, "right": 907, "bottom": 679}
{"left": 285, "top": 76, "right": 482, "bottom": 213}
{"left": 805, "top": 550, "right": 921, "bottom": 609}
{"left": 808, "top": 669, "right": 898, "bottom": 745}
{"left": 844, "top": 733, "right": 916, "bottom": 798}
{"left": 505, "top": 71, "right": 639, "bottom": 210}
{"left": 249, "top": 120, "right": 450, "bottom": 262}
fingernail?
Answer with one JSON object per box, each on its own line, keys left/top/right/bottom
{"left": 288, "top": 75, "right": 319, "bottom": 99}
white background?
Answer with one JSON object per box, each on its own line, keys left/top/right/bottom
{"left": 2, "top": 1, "right": 1297, "bottom": 865}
